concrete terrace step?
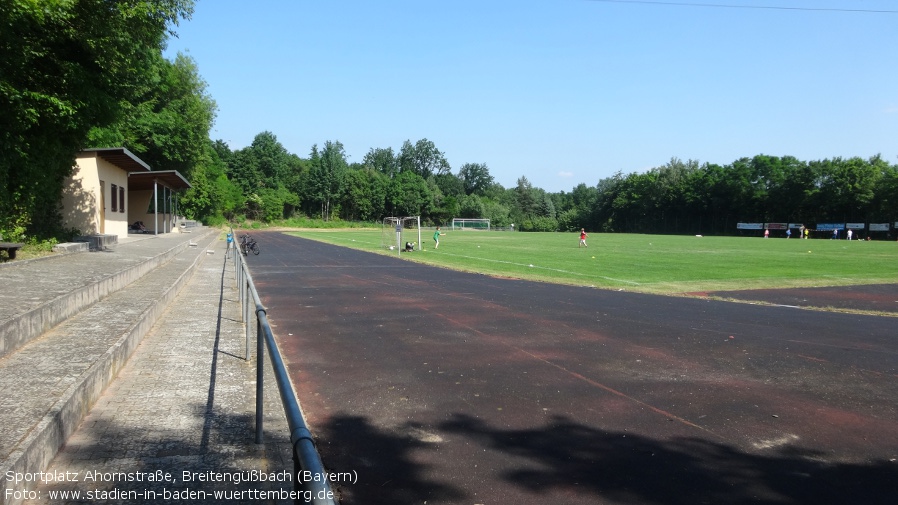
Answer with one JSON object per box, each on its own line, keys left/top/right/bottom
{"left": 0, "top": 230, "right": 218, "bottom": 360}
{"left": 0, "top": 230, "right": 220, "bottom": 504}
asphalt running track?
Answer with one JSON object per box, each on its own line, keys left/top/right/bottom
{"left": 248, "top": 232, "right": 898, "bottom": 505}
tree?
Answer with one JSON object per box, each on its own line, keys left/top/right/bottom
{"left": 458, "top": 162, "right": 494, "bottom": 196}
{"left": 180, "top": 141, "right": 242, "bottom": 225}
{"left": 225, "top": 132, "right": 298, "bottom": 222}
{"left": 341, "top": 168, "right": 388, "bottom": 221}
{"left": 481, "top": 198, "right": 512, "bottom": 228}
{"left": 388, "top": 171, "right": 432, "bottom": 217}
{"left": 432, "top": 173, "right": 465, "bottom": 200}
{"left": 363, "top": 147, "right": 399, "bottom": 178}
{"left": 306, "top": 141, "right": 348, "bottom": 220}
{"left": 868, "top": 155, "right": 898, "bottom": 222}
{"left": 458, "top": 194, "right": 485, "bottom": 218}
{"left": 814, "top": 156, "right": 881, "bottom": 222}
{"left": 88, "top": 53, "right": 216, "bottom": 179}
{"left": 398, "top": 138, "right": 450, "bottom": 178}
{"left": 514, "top": 176, "right": 537, "bottom": 220}
{"left": 0, "top": 0, "right": 194, "bottom": 239}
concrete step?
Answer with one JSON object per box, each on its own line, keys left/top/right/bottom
{"left": 0, "top": 230, "right": 216, "bottom": 360}
{"left": 0, "top": 231, "right": 220, "bottom": 504}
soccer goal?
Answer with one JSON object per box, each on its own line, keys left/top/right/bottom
{"left": 381, "top": 216, "right": 422, "bottom": 254}
{"left": 451, "top": 218, "right": 490, "bottom": 231}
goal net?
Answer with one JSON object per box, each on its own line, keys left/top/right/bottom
{"left": 451, "top": 218, "right": 490, "bottom": 231}
{"left": 381, "top": 216, "right": 422, "bottom": 253}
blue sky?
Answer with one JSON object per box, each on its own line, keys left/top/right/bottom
{"left": 163, "top": 0, "right": 898, "bottom": 193}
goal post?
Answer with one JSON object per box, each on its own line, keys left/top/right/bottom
{"left": 381, "top": 216, "right": 422, "bottom": 254}
{"left": 451, "top": 218, "right": 490, "bottom": 231}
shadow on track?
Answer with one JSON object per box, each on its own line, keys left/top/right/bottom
{"left": 318, "top": 412, "right": 897, "bottom": 505}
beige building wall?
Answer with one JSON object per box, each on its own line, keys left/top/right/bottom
{"left": 128, "top": 190, "right": 153, "bottom": 230}
{"left": 128, "top": 189, "right": 179, "bottom": 234}
{"left": 62, "top": 153, "right": 130, "bottom": 237}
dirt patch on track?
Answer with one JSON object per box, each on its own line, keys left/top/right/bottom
{"left": 700, "top": 284, "right": 898, "bottom": 314}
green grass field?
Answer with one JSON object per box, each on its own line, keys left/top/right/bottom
{"left": 285, "top": 229, "right": 898, "bottom": 295}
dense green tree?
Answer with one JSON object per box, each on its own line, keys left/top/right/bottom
{"left": 179, "top": 141, "right": 242, "bottom": 224}
{"left": 0, "top": 0, "right": 194, "bottom": 238}
{"left": 812, "top": 156, "right": 882, "bottom": 223}
{"left": 225, "top": 132, "right": 297, "bottom": 221}
{"left": 538, "top": 192, "right": 556, "bottom": 220}
{"left": 433, "top": 173, "right": 465, "bottom": 200}
{"left": 458, "top": 194, "right": 485, "bottom": 218}
{"left": 249, "top": 131, "right": 291, "bottom": 188}
{"left": 305, "top": 141, "right": 348, "bottom": 220}
{"left": 869, "top": 155, "right": 898, "bottom": 222}
{"left": 569, "top": 183, "right": 598, "bottom": 229}
{"left": 481, "top": 198, "right": 512, "bottom": 228}
{"left": 398, "top": 138, "right": 450, "bottom": 178}
{"left": 458, "top": 162, "right": 494, "bottom": 196}
{"left": 88, "top": 53, "right": 215, "bottom": 179}
{"left": 341, "top": 168, "right": 388, "bottom": 221}
{"left": 228, "top": 148, "right": 263, "bottom": 195}
{"left": 211, "top": 139, "right": 234, "bottom": 167}
{"left": 388, "top": 171, "right": 432, "bottom": 217}
{"left": 363, "top": 147, "right": 399, "bottom": 178}
{"left": 513, "top": 176, "right": 536, "bottom": 221}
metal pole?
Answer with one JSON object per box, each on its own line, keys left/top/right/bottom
{"left": 153, "top": 181, "right": 158, "bottom": 235}
{"left": 255, "top": 311, "right": 264, "bottom": 444}
{"left": 237, "top": 256, "right": 243, "bottom": 317}
{"left": 244, "top": 280, "right": 251, "bottom": 361}
{"left": 165, "top": 186, "right": 170, "bottom": 233}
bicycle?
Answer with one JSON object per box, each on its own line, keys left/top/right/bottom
{"left": 240, "top": 234, "right": 260, "bottom": 256}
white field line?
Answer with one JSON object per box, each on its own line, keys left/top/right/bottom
{"left": 309, "top": 234, "right": 642, "bottom": 286}
{"left": 435, "top": 251, "right": 642, "bottom": 286}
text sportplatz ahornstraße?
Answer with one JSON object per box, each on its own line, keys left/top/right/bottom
{"left": 5, "top": 468, "right": 354, "bottom": 502}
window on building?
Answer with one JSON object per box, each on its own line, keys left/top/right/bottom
{"left": 111, "top": 184, "right": 118, "bottom": 212}
{"left": 119, "top": 186, "right": 125, "bottom": 213}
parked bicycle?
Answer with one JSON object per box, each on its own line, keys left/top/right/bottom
{"left": 240, "top": 234, "right": 260, "bottom": 255}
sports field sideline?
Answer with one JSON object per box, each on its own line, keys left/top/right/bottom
{"left": 284, "top": 229, "right": 898, "bottom": 295}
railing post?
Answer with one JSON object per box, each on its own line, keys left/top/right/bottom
{"left": 255, "top": 309, "right": 265, "bottom": 444}
{"left": 244, "top": 280, "right": 251, "bottom": 361}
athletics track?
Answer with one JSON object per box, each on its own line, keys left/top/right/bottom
{"left": 249, "top": 232, "right": 897, "bottom": 505}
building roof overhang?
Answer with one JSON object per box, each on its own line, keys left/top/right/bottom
{"left": 128, "top": 170, "right": 192, "bottom": 191}
{"left": 80, "top": 147, "right": 152, "bottom": 173}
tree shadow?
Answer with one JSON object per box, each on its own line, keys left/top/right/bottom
{"left": 29, "top": 407, "right": 294, "bottom": 503}
{"left": 313, "top": 415, "right": 467, "bottom": 504}
{"left": 435, "top": 413, "right": 897, "bottom": 505}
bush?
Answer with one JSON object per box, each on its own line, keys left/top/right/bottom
{"left": 520, "top": 217, "right": 559, "bottom": 232}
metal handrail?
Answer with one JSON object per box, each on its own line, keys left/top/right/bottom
{"left": 230, "top": 228, "right": 337, "bottom": 504}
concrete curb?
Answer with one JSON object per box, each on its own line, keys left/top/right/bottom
{"left": 0, "top": 232, "right": 220, "bottom": 505}
{"left": 0, "top": 229, "right": 217, "bottom": 360}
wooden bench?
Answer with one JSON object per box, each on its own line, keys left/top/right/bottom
{"left": 0, "top": 242, "right": 25, "bottom": 260}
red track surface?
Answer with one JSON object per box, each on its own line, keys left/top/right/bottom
{"left": 704, "top": 284, "right": 898, "bottom": 313}
{"left": 248, "top": 232, "right": 898, "bottom": 505}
